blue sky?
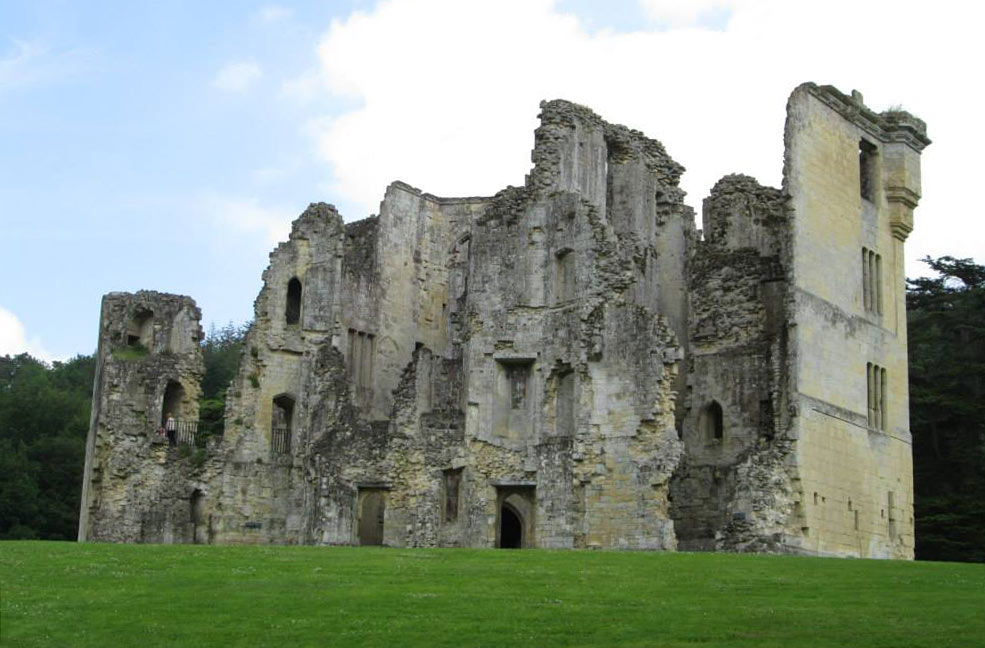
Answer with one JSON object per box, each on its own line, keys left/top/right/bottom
{"left": 2, "top": 0, "right": 982, "bottom": 360}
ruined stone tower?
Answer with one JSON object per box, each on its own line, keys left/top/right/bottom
{"left": 79, "top": 83, "right": 929, "bottom": 558}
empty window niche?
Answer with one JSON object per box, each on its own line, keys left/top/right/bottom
{"left": 861, "top": 247, "right": 883, "bottom": 315}
{"left": 346, "top": 328, "right": 376, "bottom": 389}
{"left": 494, "top": 358, "right": 534, "bottom": 440}
{"left": 887, "top": 491, "right": 897, "bottom": 540}
{"left": 443, "top": 468, "right": 462, "bottom": 522}
{"left": 507, "top": 363, "right": 531, "bottom": 410}
{"left": 285, "top": 277, "right": 302, "bottom": 325}
{"left": 699, "top": 400, "right": 724, "bottom": 443}
{"left": 556, "top": 249, "right": 575, "bottom": 303}
{"left": 127, "top": 308, "right": 154, "bottom": 349}
{"left": 555, "top": 370, "right": 575, "bottom": 436}
{"left": 866, "top": 363, "right": 887, "bottom": 431}
{"left": 271, "top": 394, "right": 294, "bottom": 454}
{"left": 859, "top": 139, "right": 878, "bottom": 202}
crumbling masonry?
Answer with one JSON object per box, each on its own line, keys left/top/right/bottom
{"left": 79, "top": 83, "right": 929, "bottom": 557}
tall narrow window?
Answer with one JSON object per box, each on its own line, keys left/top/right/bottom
{"left": 556, "top": 249, "right": 575, "bottom": 302}
{"left": 862, "top": 247, "right": 882, "bottom": 315}
{"left": 444, "top": 469, "right": 462, "bottom": 522}
{"left": 345, "top": 329, "right": 375, "bottom": 389}
{"left": 700, "top": 401, "right": 724, "bottom": 442}
{"left": 859, "top": 139, "right": 877, "bottom": 202}
{"left": 866, "top": 363, "right": 887, "bottom": 431}
{"left": 286, "top": 278, "right": 302, "bottom": 325}
{"left": 556, "top": 370, "right": 575, "bottom": 436}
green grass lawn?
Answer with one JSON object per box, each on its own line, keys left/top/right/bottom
{"left": 1, "top": 542, "right": 983, "bottom": 647}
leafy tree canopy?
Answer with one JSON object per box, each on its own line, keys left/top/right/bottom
{"left": 907, "top": 256, "right": 985, "bottom": 562}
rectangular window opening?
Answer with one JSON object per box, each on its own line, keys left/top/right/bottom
{"left": 867, "top": 362, "right": 887, "bottom": 431}
{"left": 859, "top": 139, "right": 877, "bottom": 202}
{"left": 861, "top": 247, "right": 883, "bottom": 316}
{"left": 444, "top": 469, "right": 462, "bottom": 522}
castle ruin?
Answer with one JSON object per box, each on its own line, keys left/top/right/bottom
{"left": 78, "top": 83, "right": 929, "bottom": 557}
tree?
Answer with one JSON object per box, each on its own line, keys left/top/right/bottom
{"left": 0, "top": 353, "right": 94, "bottom": 540}
{"left": 907, "top": 256, "right": 985, "bottom": 562}
{"left": 198, "top": 321, "right": 249, "bottom": 440}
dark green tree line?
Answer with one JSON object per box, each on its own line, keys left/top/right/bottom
{"left": 907, "top": 256, "right": 985, "bottom": 562}
{"left": 0, "top": 354, "right": 94, "bottom": 539}
{"left": 0, "top": 321, "right": 247, "bottom": 540}
{"left": 198, "top": 321, "right": 248, "bottom": 440}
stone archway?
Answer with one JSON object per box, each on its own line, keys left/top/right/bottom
{"left": 496, "top": 487, "right": 535, "bottom": 549}
{"left": 500, "top": 502, "right": 523, "bottom": 549}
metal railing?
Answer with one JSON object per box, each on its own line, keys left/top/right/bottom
{"left": 161, "top": 419, "right": 198, "bottom": 447}
{"left": 271, "top": 426, "right": 291, "bottom": 455}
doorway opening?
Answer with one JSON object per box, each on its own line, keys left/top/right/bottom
{"left": 496, "top": 486, "right": 535, "bottom": 549}
{"left": 500, "top": 503, "right": 523, "bottom": 549}
{"left": 357, "top": 488, "right": 386, "bottom": 546}
{"left": 190, "top": 489, "right": 204, "bottom": 544}
{"left": 162, "top": 381, "right": 185, "bottom": 427}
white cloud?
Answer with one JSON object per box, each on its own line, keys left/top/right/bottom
{"left": 255, "top": 5, "right": 293, "bottom": 23}
{"left": 0, "top": 39, "right": 93, "bottom": 91}
{"left": 305, "top": 0, "right": 985, "bottom": 275}
{"left": 280, "top": 70, "right": 324, "bottom": 105}
{"left": 203, "top": 195, "right": 293, "bottom": 244}
{"left": 639, "top": 0, "right": 732, "bottom": 28}
{"left": 0, "top": 307, "right": 54, "bottom": 362}
{"left": 213, "top": 61, "right": 263, "bottom": 92}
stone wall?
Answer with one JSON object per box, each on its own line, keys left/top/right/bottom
{"left": 671, "top": 174, "right": 794, "bottom": 552}
{"left": 780, "top": 84, "right": 928, "bottom": 558}
{"left": 79, "top": 83, "right": 927, "bottom": 558}
{"left": 78, "top": 291, "right": 207, "bottom": 542}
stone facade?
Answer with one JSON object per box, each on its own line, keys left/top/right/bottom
{"left": 79, "top": 83, "right": 929, "bottom": 558}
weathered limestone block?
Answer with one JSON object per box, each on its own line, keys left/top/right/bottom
{"left": 80, "top": 82, "right": 926, "bottom": 559}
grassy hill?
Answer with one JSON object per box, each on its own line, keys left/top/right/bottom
{"left": 2, "top": 542, "right": 983, "bottom": 647}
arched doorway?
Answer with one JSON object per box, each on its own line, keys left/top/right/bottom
{"left": 271, "top": 394, "right": 294, "bottom": 455}
{"left": 500, "top": 503, "right": 523, "bottom": 549}
{"left": 496, "top": 487, "right": 535, "bottom": 549}
{"left": 162, "top": 381, "right": 185, "bottom": 427}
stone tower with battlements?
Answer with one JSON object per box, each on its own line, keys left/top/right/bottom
{"left": 79, "top": 83, "right": 928, "bottom": 558}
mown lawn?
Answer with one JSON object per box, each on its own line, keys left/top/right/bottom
{"left": 1, "top": 542, "right": 983, "bottom": 647}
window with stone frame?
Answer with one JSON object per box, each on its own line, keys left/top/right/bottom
{"left": 859, "top": 139, "right": 878, "bottom": 202}
{"left": 507, "top": 364, "right": 530, "bottom": 409}
{"left": 866, "top": 363, "right": 887, "bottom": 431}
{"left": 861, "top": 247, "right": 883, "bottom": 315}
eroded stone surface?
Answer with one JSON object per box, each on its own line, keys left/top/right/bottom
{"left": 80, "top": 83, "right": 927, "bottom": 558}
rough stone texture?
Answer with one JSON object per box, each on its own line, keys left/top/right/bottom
{"left": 80, "top": 83, "right": 928, "bottom": 558}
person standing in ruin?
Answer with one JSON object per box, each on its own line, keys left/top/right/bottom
{"left": 165, "top": 412, "right": 177, "bottom": 447}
